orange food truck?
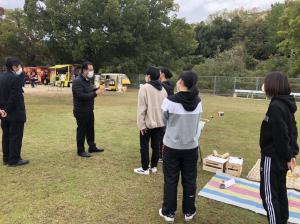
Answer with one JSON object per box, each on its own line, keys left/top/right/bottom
{"left": 23, "top": 66, "right": 50, "bottom": 84}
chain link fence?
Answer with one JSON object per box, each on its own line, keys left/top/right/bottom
{"left": 198, "top": 76, "right": 300, "bottom": 97}
{"left": 130, "top": 74, "right": 146, "bottom": 88}
{"left": 198, "top": 76, "right": 266, "bottom": 96}
{"left": 131, "top": 75, "right": 300, "bottom": 98}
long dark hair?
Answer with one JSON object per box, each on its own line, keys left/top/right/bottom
{"left": 264, "top": 71, "right": 291, "bottom": 97}
{"left": 179, "top": 71, "right": 199, "bottom": 96}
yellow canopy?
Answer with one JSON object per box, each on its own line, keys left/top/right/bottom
{"left": 122, "top": 79, "right": 131, "bottom": 85}
{"left": 49, "top": 64, "right": 71, "bottom": 69}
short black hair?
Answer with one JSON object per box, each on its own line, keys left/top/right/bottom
{"left": 6, "top": 57, "right": 21, "bottom": 71}
{"left": 160, "top": 67, "right": 173, "bottom": 79}
{"left": 264, "top": 71, "right": 291, "bottom": 97}
{"left": 81, "top": 61, "right": 93, "bottom": 73}
{"left": 145, "top": 66, "right": 160, "bottom": 81}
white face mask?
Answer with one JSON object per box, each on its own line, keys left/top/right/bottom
{"left": 16, "top": 68, "right": 23, "bottom": 75}
{"left": 145, "top": 75, "right": 150, "bottom": 82}
{"left": 87, "top": 71, "right": 94, "bottom": 79}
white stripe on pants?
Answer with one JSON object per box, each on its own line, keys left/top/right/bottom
{"left": 264, "top": 157, "right": 276, "bottom": 224}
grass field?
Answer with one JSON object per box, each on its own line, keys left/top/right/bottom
{"left": 0, "top": 87, "right": 299, "bottom": 224}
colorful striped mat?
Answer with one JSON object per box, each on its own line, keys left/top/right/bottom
{"left": 198, "top": 173, "right": 300, "bottom": 224}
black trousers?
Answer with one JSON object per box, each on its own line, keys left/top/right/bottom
{"left": 74, "top": 111, "right": 96, "bottom": 154}
{"left": 162, "top": 146, "right": 198, "bottom": 215}
{"left": 260, "top": 156, "right": 289, "bottom": 224}
{"left": 139, "top": 127, "right": 164, "bottom": 170}
{"left": 1, "top": 119, "right": 24, "bottom": 164}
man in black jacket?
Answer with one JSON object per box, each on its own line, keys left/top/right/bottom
{"left": 72, "top": 62, "right": 104, "bottom": 158}
{"left": 0, "top": 57, "right": 29, "bottom": 167}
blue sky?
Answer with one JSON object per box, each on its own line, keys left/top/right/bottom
{"left": 0, "top": 0, "right": 285, "bottom": 23}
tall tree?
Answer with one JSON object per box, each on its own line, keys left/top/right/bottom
{"left": 278, "top": 0, "right": 300, "bottom": 76}
{"left": 0, "top": 9, "right": 50, "bottom": 65}
{"left": 195, "top": 15, "right": 241, "bottom": 58}
{"left": 23, "top": 0, "right": 196, "bottom": 76}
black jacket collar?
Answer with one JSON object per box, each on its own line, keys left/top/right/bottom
{"left": 79, "top": 74, "right": 90, "bottom": 82}
{"left": 168, "top": 91, "right": 201, "bottom": 111}
{"left": 147, "top": 80, "right": 163, "bottom": 91}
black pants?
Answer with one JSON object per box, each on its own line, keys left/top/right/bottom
{"left": 162, "top": 146, "right": 198, "bottom": 215}
{"left": 74, "top": 111, "right": 96, "bottom": 154}
{"left": 140, "top": 127, "right": 164, "bottom": 170}
{"left": 1, "top": 119, "right": 24, "bottom": 164}
{"left": 260, "top": 156, "right": 289, "bottom": 224}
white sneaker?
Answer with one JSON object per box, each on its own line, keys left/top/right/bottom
{"left": 159, "top": 208, "right": 175, "bottom": 223}
{"left": 134, "top": 167, "right": 150, "bottom": 175}
{"left": 150, "top": 167, "right": 158, "bottom": 174}
{"left": 185, "top": 212, "right": 196, "bottom": 222}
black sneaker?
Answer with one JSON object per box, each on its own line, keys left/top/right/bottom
{"left": 78, "top": 152, "right": 92, "bottom": 158}
{"left": 8, "top": 160, "right": 30, "bottom": 167}
{"left": 185, "top": 212, "right": 196, "bottom": 222}
{"left": 88, "top": 147, "right": 104, "bottom": 153}
{"left": 159, "top": 209, "right": 175, "bottom": 223}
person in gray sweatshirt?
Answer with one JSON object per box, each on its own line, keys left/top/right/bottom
{"left": 159, "top": 71, "right": 203, "bottom": 223}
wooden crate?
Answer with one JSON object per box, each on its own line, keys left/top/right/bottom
{"left": 225, "top": 157, "right": 243, "bottom": 177}
{"left": 203, "top": 156, "right": 226, "bottom": 173}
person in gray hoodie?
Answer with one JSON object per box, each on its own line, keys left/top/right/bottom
{"left": 159, "top": 71, "right": 202, "bottom": 223}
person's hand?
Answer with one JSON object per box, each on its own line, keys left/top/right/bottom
{"left": 96, "top": 88, "right": 105, "bottom": 95}
{"left": 141, "top": 129, "right": 148, "bottom": 136}
{"left": 0, "top": 110, "right": 7, "bottom": 118}
{"left": 288, "top": 157, "right": 297, "bottom": 171}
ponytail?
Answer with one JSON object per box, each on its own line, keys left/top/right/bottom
{"left": 179, "top": 71, "right": 199, "bottom": 97}
{"left": 190, "top": 85, "right": 199, "bottom": 96}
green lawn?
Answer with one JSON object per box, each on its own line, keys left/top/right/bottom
{"left": 0, "top": 89, "right": 299, "bottom": 224}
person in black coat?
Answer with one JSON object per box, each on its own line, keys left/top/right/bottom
{"left": 160, "top": 68, "right": 175, "bottom": 96}
{"left": 0, "top": 57, "right": 29, "bottom": 167}
{"left": 72, "top": 61, "right": 105, "bottom": 158}
{"left": 158, "top": 68, "right": 175, "bottom": 162}
{"left": 260, "top": 72, "right": 299, "bottom": 224}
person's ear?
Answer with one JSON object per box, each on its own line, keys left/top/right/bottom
{"left": 12, "top": 65, "right": 18, "bottom": 72}
{"left": 179, "top": 79, "right": 184, "bottom": 86}
{"left": 261, "top": 84, "right": 265, "bottom": 93}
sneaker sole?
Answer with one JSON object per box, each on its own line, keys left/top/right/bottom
{"left": 134, "top": 170, "right": 149, "bottom": 175}
{"left": 159, "top": 209, "right": 174, "bottom": 223}
{"left": 185, "top": 214, "right": 196, "bottom": 222}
